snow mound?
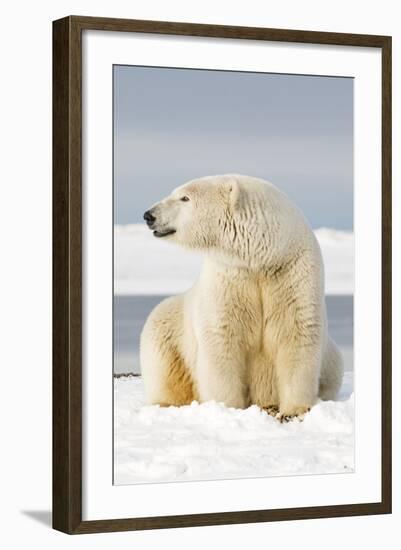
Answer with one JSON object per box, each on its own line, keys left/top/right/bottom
{"left": 114, "top": 372, "right": 354, "bottom": 485}
{"left": 114, "top": 224, "right": 353, "bottom": 295}
{"left": 114, "top": 224, "right": 202, "bottom": 295}
{"left": 315, "top": 227, "right": 354, "bottom": 295}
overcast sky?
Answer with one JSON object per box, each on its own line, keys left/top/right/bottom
{"left": 114, "top": 65, "right": 353, "bottom": 229}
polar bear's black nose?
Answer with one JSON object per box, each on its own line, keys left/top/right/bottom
{"left": 143, "top": 210, "right": 156, "bottom": 225}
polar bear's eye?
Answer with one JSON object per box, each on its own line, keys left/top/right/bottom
{"left": 180, "top": 196, "right": 190, "bottom": 202}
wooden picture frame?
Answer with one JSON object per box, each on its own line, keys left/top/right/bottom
{"left": 53, "top": 15, "right": 392, "bottom": 534}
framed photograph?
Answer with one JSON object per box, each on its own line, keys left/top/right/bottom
{"left": 53, "top": 16, "right": 392, "bottom": 534}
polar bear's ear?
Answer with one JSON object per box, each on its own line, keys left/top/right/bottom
{"left": 225, "top": 177, "right": 241, "bottom": 209}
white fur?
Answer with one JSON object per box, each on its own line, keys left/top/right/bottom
{"left": 140, "top": 174, "right": 344, "bottom": 417}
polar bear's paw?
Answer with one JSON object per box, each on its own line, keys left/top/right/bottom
{"left": 276, "top": 406, "right": 311, "bottom": 423}
{"left": 263, "top": 405, "right": 280, "bottom": 417}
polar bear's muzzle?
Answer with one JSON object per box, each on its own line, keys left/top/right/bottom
{"left": 143, "top": 209, "right": 176, "bottom": 238}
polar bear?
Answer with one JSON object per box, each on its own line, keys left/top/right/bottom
{"left": 140, "top": 174, "right": 343, "bottom": 420}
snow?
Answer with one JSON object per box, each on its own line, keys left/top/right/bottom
{"left": 114, "top": 371, "right": 354, "bottom": 485}
{"left": 114, "top": 224, "right": 354, "bottom": 296}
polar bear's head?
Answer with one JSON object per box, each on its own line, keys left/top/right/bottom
{"left": 143, "top": 174, "right": 303, "bottom": 268}
{"left": 143, "top": 175, "right": 244, "bottom": 247}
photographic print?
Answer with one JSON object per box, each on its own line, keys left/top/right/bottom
{"left": 53, "top": 16, "right": 391, "bottom": 533}
{"left": 113, "top": 65, "right": 354, "bottom": 485}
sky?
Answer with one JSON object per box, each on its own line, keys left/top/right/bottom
{"left": 114, "top": 65, "right": 353, "bottom": 229}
